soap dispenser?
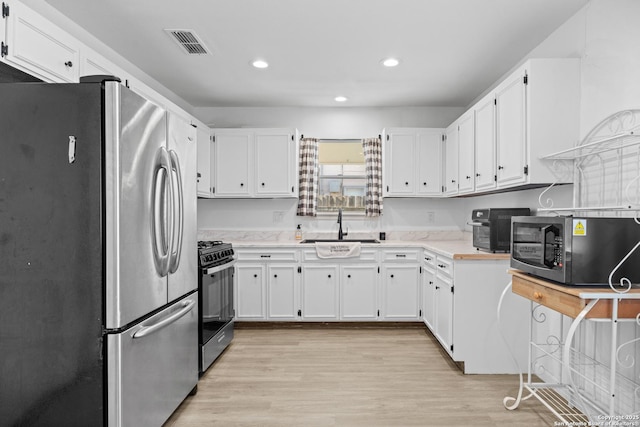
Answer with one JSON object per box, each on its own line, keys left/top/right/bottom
{"left": 295, "top": 224, "right": 302, "bottom": 240}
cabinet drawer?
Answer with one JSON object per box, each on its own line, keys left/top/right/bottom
{"left": 236, "top": 249, "right": 297, "bottom": 262}
{"left": 301, "top": 249, "right": 377, "bottom": 262}
{"left": 511, "top": 271, "right": 640, "bottom": 319}
{"left": 423, "top": 250, "right": 437, "bottom": 269}
{"left": 435, "top": 256, "right": 453, "bottom": 279}
{"left": 382, "top": 249, "right": 420, "bottom": 262}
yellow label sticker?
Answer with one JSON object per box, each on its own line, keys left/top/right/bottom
{"left": 573, "top": 219, "right": 587, "bottom": 236}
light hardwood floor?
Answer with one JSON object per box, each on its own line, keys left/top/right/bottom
{"left": 164, "top": 324, "right": 557, "bottom": 426}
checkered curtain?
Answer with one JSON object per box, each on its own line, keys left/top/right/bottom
{"left": 297, "top": 137, "right": 319, "bottom": 216}
{"left": 362, "top": 137, "right": 383, "bottom": 217}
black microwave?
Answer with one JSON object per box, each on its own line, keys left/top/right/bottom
{"left": 471, "top": 208, "right": 531, "bottom": 252}
{"left": 510, "top": 216, "right": 640, "bottom": 285}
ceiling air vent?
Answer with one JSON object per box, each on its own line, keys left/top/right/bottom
{"left": 165, "top": 29, "right": 209, "bottom": 55}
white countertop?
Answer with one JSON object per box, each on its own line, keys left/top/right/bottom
{"left": 228, "top": 239, "right": 510, "bottom": 260}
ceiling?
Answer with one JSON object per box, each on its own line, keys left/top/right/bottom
{"left": 34, "top": 0, "right": 588, "bottom": 108}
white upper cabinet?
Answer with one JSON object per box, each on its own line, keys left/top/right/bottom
{"left": 456, "top": 111, "right": 475, "bottom": 195}
{"left": 495, "top": 58, "right": 580, "bottom": 189}
{"left": 474, "top": 94, "right": 497, "bottom": 192}
{"left": 495, "top": 70, "right": 527, "bottom": 187}
{"left": 383, "top": 127, "right": 444, "bottom": 197}
{"left": 212, "top": 128, "right": 298, "bottom": 198}
{"left": 4, "top": 1, "right": 79, "bottom": 82}
{"left": 1, "top": 2, "right": 7, "bottom": 57}
{"left": 254, "top": 129, "right": 297, "bottom": 197}
{"left": 213, "top": 130, "right": 252, "bottom": 197}
{"left": 196, "top": 125, "right": 213, "bottom": 198}
{"left": 444, "top": 124, "right": 458, "bottom": 196}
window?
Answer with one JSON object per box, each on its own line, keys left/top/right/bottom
{"left": 317, "top": 140, "right": 366, "bottom": 213}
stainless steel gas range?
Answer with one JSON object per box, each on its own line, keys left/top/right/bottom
{"left": 197, "top": 241, "right": 236, "bottom": 374}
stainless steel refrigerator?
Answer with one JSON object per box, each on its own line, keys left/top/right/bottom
{"left": 0, "top": 76, "right": 198, "bottom": 426}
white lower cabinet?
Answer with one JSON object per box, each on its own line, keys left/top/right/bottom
{"left": 235, "top": 264, "right": 266, "bottom": 320}
{"left": 425, "top": 253, "right": 529, "bottom": 374}
{"left": 301, "top": 265, "right": 339, "bottom": 320}
{"left": 235, "top": 249, "right": 299, "bottom": 321}
{"left": 434, "top": 268, "right": 453, "bottom": 354}
{"left": 340, "top": 265, "right": 378, "bottom": 320}
{"left": 382, "top": 265, "right": 421, "bottom": 320}
{"left": 421, "top": 251, "right": 437, "bottom": 331}
{"left": 381, "top": 249, "right": 421, "bottom": 321}
{"left": 267, "top": 264, "right": 299, "bottom": 320}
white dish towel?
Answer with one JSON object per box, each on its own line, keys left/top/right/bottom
{"left": 315, "top": 242, "right": 361, "bottom": 259}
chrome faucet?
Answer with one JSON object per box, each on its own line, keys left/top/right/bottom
{"left": 337, "top": 208, "right": 348, "bottom": 240}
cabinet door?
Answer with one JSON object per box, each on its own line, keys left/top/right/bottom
{"left": 475, "top": 96, "right": 497, "bottom": 192}
{"left": 434, "top": 275, "right": 453, "bottom": 355}
{"left": 457, "top": 112, "right": 475, "bottom": 194}
{"left": 444, "top": 125, "right": 458, "bottom": 196}
{"left": 341, "top": 265, "right": 378, "bottom": 320}
{"left": 385, "top": 131, "right": 416, "bottom": 195}
{"left": 496, "top": 71, "right": 527, "bottom": 187}
{"left": 196, "top": 127, "right": 212, "bottom": 197}
{"left": 5, "top": 2, "right": 79, "bottom": 82}
{"left": 255, "top": 130, "right": 296, "bottom": 197}
{"left": 422, "top": 267, "right": 436, "bottom": 331}
{"left": 0, "top": 3, "right": 6, "bottom": 52}
{"left": 214, "top": 132, "right": 251, "bottom": 196}
{"left": 235, "top": 264, "right": 265, "bottom": 319}
{"left": 301, "top": 265, "right": 339, "bottom": 320}
{"left": 382, "top": 265, "right": 420, "bottom": 320}
{"left": 267, "top": 264, "right": 298, "bottom": 320}
{"left": 416, "top": 130, "right": 443, "bottom": 196}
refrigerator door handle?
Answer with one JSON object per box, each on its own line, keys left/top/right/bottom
{"left": 168, "top": 149, "right": 184, "bottom": 274}
{"left": 132, "top": 299, "right": 196, "bottom": 339}
{"left": 152, "top": 147, "right": 174, "bottom": 277}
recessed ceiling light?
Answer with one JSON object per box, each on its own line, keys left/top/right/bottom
{"left": 382, "top": 58, "right": 400, "bottom": 67}
{"left": 334, "top": 96, "right": 348, "bottom": 102}
{"left": 252, "top": 60, "right": 269, "bottom": 69}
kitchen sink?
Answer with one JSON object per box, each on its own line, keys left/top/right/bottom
{"left": 300, "top": 239, "right": 380, "bottom": 244}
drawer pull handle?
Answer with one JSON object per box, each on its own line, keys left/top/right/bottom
{"left": 396, "top": 254, "right": 406, "bottom": 258}
{"left": 64, "top": 60, "right": 73, "bottom": 67}
{"left": 533, "top": 291, "right": 543, "bottom": 300}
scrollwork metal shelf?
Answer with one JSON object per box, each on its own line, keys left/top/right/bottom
{"left": 499, "top": 109, "right": 640, "bottom": 425}
{"left": 499, "top": 272, "right": 640, "bottom": 425}
{"left": 536, "top": 109, "right": 640, "bottom": 216}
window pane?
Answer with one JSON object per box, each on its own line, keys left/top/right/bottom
{"left": 317, "top": 177, "right": 366, "bottom": 212}
{"left": 317, "top": 140, "right": 366, "bottom": 213}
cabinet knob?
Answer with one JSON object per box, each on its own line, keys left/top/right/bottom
{"left": 274, "top": 274, "right": 278, "bottom": 278}
{"left": 476, "top": 173, "right": 481, "bottom": 177}
{"left": 405, "top": 181, "right": 409, "bottom": 186}
{"left": 347, "top": 275, "right": 351, "bottom": 278}
{"left": 429, "top": 281, "right": 434, "bottom": 285}
{"left": 253, "top": 274, "right": 257, "bottom": 278}
{"left": 498, "top": 166, "right": 504, "bottom": 170}
{"left": 64, "top": 61, "right": 73, "bottom": 68}
{"left": 390, "top": 274, "right": 394, "bottom": 278}
{"left": 240, "top": 183, "right": 244, "bottom": 187}
{"left": 261, "top": 183, "right": 265, "bottom": 186}
{"left": 533, "top": 291, "right": 543, "bottom": 300}
{"left": 466, "top": 176, "right": 471, "bottom": 180}
{"left": 423, "top": 182, "right": 427, "bottom": 186}
{"left": 435, "top": 286, "right": 440, "bottom": 290}
{"left": 328, "top": 274, "right": 331, "bottom": 278}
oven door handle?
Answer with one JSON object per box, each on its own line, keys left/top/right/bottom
{"left": 205, "top": 258, "right": 237, "bottom": 275}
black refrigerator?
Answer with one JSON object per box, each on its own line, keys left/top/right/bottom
{"left": 0, "top": 76, "right": 198, "bottom": 426}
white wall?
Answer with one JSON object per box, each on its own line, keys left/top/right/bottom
{"left": 193, "top": 106, "right": 463, "bottom": 139}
